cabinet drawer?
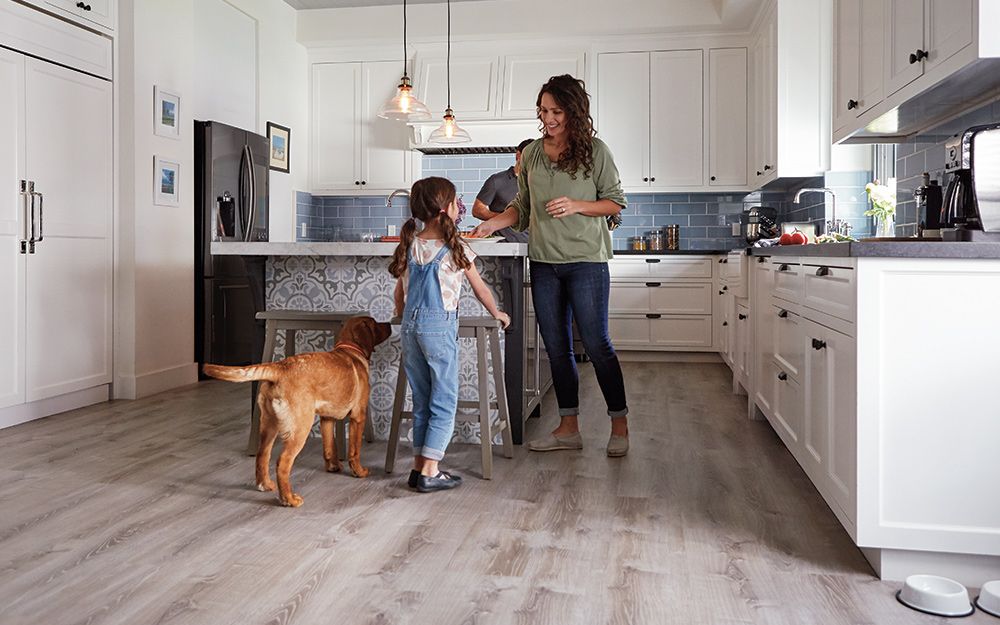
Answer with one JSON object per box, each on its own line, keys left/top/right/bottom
{"left": 609, "top": 315, "right": 713, "bottom": 348}
{"left": 649, "top": 283, "right": 712, "bottom": 314}
{"left": 608, "top": 284, "right": 651, "bottom": 314}
{"left": 772, "top": 261, "right": 803, "bottom": 302}
{"left": 609, "top": 257, "right": 713, "bottom": 279}
{"left": 803, "top": 263, "right": 855, "bottom": 322}
{"left": 773, "top": 306, "right": 803, "bottom": 381}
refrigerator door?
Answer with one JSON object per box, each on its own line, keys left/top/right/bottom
{"left": 245, "top": 129, "right": 269, "bottom": 241}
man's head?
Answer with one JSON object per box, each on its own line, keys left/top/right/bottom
{"left": 514, "top": 138, "right": 533, "bottom": 172}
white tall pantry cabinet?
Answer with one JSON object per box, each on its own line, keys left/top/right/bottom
{"left": 0, "top": 5, "right": 113, "bottom": 428}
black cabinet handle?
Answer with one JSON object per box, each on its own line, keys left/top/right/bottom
{"left": 909, "top": 49, "right": 928, "bottom": 64}
{"left": 718, "top": 258, "right": 724, "bottom": 263}
{"left": 719, "top": 290, "right": 725, "bottom": 295}
{"left": 645, "top": 258, "right": 660, "bottom": 263}
{"left": 361, "top": 180, "right": 367, "bottom": 185}
{"left": 756, "top": 170, "right": 762, "bottom": 176}
{"left": 777, "top": 309, "right": 788, "bottom": 318}
{"left": 355, "top": 181, "right": 361, "bottom": 185}
{"left": 815, "top": 266, "right": 831, "bottom": 277}
{"left": 722, "top": 258, "right": 729, "bottom": 264}
{"left": 76, "top": 1, "right": 92, "bottom": 9}
{"left": 722, "top": 321, "right": 728, "bottom": 327}
{"left": 812, "top": 338, "right": 827, "bottom": 350}
{"left": 847, "top": 99, "right": 859, "bottom": 110}
{"left": 738, "top": 313, "right": 747, "bottom": 321}
{"left": 645, "top": 282, "right": 661, "bottom": 287}
{"left": 764, "top": 165, "right": 772, "bottom": 171}
{"left": 710, "top": 176, "right": 716, "bottom": 181}
{"left": 646, "top": 313, "right": 661, "bottom": 319}
{"left": 643, "top": 177, "right": 649, "bottom": 182}
{"left": 650, "top": 177, "right": 656, "bottom": 182}
{"left": 778, "top": 264, "right": 790, "bottom": 272}
{"left": 757, "top": 256, "right": 766, "bottom": 263}
{"left": 777, "top": 371, "right": 788, "bottom": 381}
{"left": 722, "top": 286, "right": 728, "bottom": 291}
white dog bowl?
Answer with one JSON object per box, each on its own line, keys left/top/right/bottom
{"left": 976, "top": 580, "right": 1000, "bottom": 618}
{"left": 896, "top": 575, "right": 974, "bottom": 618}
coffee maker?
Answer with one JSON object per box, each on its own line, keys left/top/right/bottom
{"left": 941, "top": 123, "right": 1000, "bottom": 241}
{"left": 741, "top": 206, "right": 779, "bottom": 243}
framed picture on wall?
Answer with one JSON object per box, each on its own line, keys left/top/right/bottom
{"left": 267, "top": 121, "right": 290, "bottom": 173}
{"left": 154, "top": 156, "right": 180, "bottom": 206}
{"left": 153, "top": 86, "right": 181, "bottom": 139}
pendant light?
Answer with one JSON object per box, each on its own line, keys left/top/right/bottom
{"left": 429, "top": 0, "right": 471, "bottom": 143}
{"left": 377, "top": 0, "right": 431, "bottom": 121}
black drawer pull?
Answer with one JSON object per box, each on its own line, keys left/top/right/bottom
{"left": 646, "top": 314, "right": 661, "bottom": 319}
{"left": 777, "top": 309, "right": 788, "bottom": 318}
{"left": 847, "top": 99, "right": 858, "bottom": 110}
{"left": 645, "top": 282, "right": 661, "bottom": 287}
{"left": 756, "top": 170, "right": 762, "bottom": 176}
{"left": 815, "top": 266, "right": 831, "bottom": 277}
{"left": 645, "top": 258, "right": 660, "bottom": 263}
{"left": 778, "top": 264, "right": 790, "bottom": 272}
{"left": 738, "top": 313, "right": 747, "bottom": 321}
{"left": 909, "top": 49, "right": 928, "bottom": 64}
{"left": 76, "top": 1, "right": 92, "bottom": 9}
{"left": 718, "top": 258, "right": 724, "bottom": 263}
{"left": 757, "top": 256, "right": 766, "bottom": 263}
{"left": 812, "top": 338, "right": 827, "bottom": 350}
{"left": 643, "top": 177, "right": 649, "bottom": 182}
{"left": 764, "top": 165, "right": 772, "bottom": 171}
{"left": 722, "top": 258, "right": 729, "bottom": 264}
{"left": 719, "top": 290, "right": 725, "bottom": 295}
{"left": 722, "top": 285, "right": 728, "bottom": 291}
{"left": 777, "top": 371, "right": 788, "bottom": 381}
{"left": 722, "top": 321, "right": 728, "bottom": 327}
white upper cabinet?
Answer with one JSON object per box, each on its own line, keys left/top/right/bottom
{"left": 310, "top": 62, "right": 411, "bottom": 194}
{"left": 924, "top": 0, "right": 975, "bottom": 71}
{"left": 597, "top": 52, "right": 649, "bottom": 189}
{"left": 834, "top": 0, "right": 884, "bottom": 131}
{"left": 707, "top": 47, "right": 747, "bottom": 188}
{"left": 500, "top": 53, "right": 585, "bottom": 119}
{"left": 416, "top": 56, "right": 499, "bottom": 120}
{"left": 650, "top": 50, "right": 704, "bottom": 188}
{"left": 884, "top": 0, "right": 925, "bottom": 96}
{"left": 16, "top": 0, "right": 117, "bottom": 33}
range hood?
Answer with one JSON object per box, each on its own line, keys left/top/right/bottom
{"left": 409, "top": 119, "right": 540, "bottom": 154}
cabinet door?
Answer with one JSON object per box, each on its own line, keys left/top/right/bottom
{"left": 884, "top": 0, "right": 924, "bottom": 97}
{"left": 803, "top": 319, "right": 857, "bottom": 520}
{"left": 45, "top": 0, "right": 115, "bottom": 30}
{"left": 833, "top": 0, "right": 861, "bottom": 132}
{"left": 0, "top": 49, "right": 26, "bottom": 410}
{"left": 361, "top": 61, "right": 412, "bottom": 191}
{"left": 416, "top": 56, "right": 499, "bottom": 120}
{"left": 753, "top": 263, "right": 775, "bottom": 414}
{"left": 311, "top": 63, "right": 362, "bottom": 191}
{"left": 24, "top": 59, "right": 112, "bottom": 401}
{"left": 650, "top": 50, "right": 703, "bottom": 187}
{"left": 924, "top": 0, "right": 974, "bottom": 71}
{"left": 857, "top": 0, "right": 885, "bottom": 114}
{"left": 771, "top": 361, "right": 803, "bottom": 445}
{"left": 761, "top": 16, "right": 777, "bottom": 180}
{"left": 707, "top": 48, "right": 748, "bottom": 187}
{"left": 735, "top": 303, "right": 750, "bottom": 380}
{"left": 500, "top": 53, "right": 584, "bottom": 119}
{"left": 596, "top": 52, "right": 649, "bottom": 188}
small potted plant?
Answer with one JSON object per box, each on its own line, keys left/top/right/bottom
{"left": 865, "top": 180, "right": 896, "bottom": 238}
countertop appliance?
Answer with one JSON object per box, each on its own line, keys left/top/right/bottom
{"left": 942, "top": 123, "right": 1000, "bottom": 241}
{"left": 742, "top": 206, "right": 778, "bottom": 243}
{"left": 195, "top": 120, "right": 270, "bottom": 371}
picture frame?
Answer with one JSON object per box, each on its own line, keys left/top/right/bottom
{"left": 267, "top": 121, "right": 291, "bottom": 173}
{"left": 153, "top": 86, "right": 181, "bottom": 139}
{"left": 153, "top": 156, "right": 180, "bottom": 206}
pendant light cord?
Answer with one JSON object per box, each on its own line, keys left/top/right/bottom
{"left": 402, "top": 0, "right": 408, "bottom": 79}
{"left": 446, "top": 0, "right": 451, "bottom": 109}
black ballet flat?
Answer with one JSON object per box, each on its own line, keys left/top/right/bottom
{"left": 417, "top": 471, "right": 463, "bottom": 493}
{"left": 409, "top": 469, "right": 462, "bottom": 489}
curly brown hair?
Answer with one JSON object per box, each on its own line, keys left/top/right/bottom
{"left": 388, "top": 177, "right": 471, "bottom": 278}
{"left": 536, "top": 74, "right": 596, "bottom": 180}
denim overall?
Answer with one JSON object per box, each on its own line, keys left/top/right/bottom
{"left": 401, "top": 243, "right": 460, "bottom": 461}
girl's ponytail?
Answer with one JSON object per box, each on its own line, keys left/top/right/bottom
{"left": 389, "top": 217, "right": 418, "bottom": 277}
{"left": 438, "top": 211, "right": 471, "bottom": 271}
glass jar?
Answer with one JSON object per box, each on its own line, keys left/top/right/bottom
{"left": 630, "top": 236, "right": 647, "bottom": 251}
{"left": 648, "top": 230, "right": 664, "bottom": 251}
{"left": 666, "top": 224, "right": 680, "bottom": 250}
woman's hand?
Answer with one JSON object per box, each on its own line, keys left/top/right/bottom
{"left": 471, "top": 220, "right": 498, "bottom": 238}
{"left": 545, "top": 196, "right": 581, "bottom": 219}
{"left": 494, "top": 311, "right": 511, "bottom": 329}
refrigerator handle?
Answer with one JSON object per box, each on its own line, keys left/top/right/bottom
{"left": 33, "top": 190, "right": 43, "bottom": 243}
{"left": 237, "top": 145, "right": 247, "bottom": 240}
{"left": 245, "top": 144, "right": 256, "bottom": 242}
{"left": 18, "top": 180, "right": 29, "bottom": 254}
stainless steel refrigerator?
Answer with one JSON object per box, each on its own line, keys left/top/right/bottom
{"left": 194, "top": 120, "right": 269, "bottom": 371}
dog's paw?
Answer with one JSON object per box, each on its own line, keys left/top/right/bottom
{"left": 280, "top": 493, "right": 304, "bottom": 507}
{"left": 351, "top": 464, "right": 370, "bottom": 478}
{"left": 257, "top": 480, "right": 276, "bottom": 492}
{"left": 325, "top": 460, "right": 342, "bottom": 473}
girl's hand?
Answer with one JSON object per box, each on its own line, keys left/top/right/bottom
{"left": 545, "top": 196, "right": 579, "bottom": 219}
{"left": 471, "top": 221, "right": 497, "bottom": 238}
{"left": 494, "top": 311, "right": 511, "bottom": 329}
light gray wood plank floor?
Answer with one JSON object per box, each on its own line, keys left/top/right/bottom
{"left": 0, "top": 362, "right": 988, "bottom": 625}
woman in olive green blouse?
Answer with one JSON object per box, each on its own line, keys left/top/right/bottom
{"left": 472, "top": 75, "right": 630, "bottom": 457}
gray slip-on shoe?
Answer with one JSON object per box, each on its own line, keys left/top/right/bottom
{"left": 606, "top": 434, "right": 629, "bottom": 457}
{"left": 527, "top": 432, "right": 583, "bottom": 452}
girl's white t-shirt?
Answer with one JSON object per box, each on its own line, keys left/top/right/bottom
{"left": 402, "top": 237, "right": 477, "bottom": 311}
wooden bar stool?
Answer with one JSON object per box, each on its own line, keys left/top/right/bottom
{"left": 385, "top": 316, "right": 513, "bottom": 479}
{"left": 247, "top": 310, "right": 374, "bottom": 457}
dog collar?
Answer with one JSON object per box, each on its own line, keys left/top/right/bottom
{"left": 335, "top": 341, "right": 368, "bottom": 359}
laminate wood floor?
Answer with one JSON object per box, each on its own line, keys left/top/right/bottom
{"left": 0, "top": 363, "right": 988, "bottom": 625}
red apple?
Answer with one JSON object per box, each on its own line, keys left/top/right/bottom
{"left": 790, "top": 231, "right": 808, "bottom": 245}
{"left": 779, "top": 233, "right": 794, "bottom": 245}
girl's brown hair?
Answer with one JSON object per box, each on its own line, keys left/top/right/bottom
{"left": 536, "top": 74, "right": 596, "bottom": 180}
{"left": 388, "top": 176, "right": 471, "bottom": 278}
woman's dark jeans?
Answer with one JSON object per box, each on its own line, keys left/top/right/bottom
{"left": 530, "top": 260, "right": 628, "bottom": 419}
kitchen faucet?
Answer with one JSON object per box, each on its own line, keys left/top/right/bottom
{"left": 793, "top": 187, "right": 851, "bottom": 236}
{"left": 386, "top": 188, "right": 410, "bottom": 208}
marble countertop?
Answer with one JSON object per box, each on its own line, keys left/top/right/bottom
{"left": 747, "top": 241, "right": 1000, "bottom": 259}
{"left": 211, "top": 241, "right": 529, "bottom": 257}
{"left": 613, "top": 249, "right": 732, "bottom": 256}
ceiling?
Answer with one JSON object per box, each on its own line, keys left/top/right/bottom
{"left": 284, "top": 0, "right": 486, "bottom": 8}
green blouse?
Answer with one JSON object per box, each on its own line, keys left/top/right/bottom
{"left": 509, "top": 137, "right": 627, "bottom": 263}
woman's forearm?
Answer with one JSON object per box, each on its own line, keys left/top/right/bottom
{"left": 575, "top": 199, "right": 623, "bottom": 218}
{"left": 491, "top": 205, "right": 519, "bottom": 229}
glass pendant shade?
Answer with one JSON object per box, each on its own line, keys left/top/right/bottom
{"left": 429, "top": 109, "right": 471, "bottom": 143}
{"left": 377, "top": 76, "right": 431, "bottom": 121}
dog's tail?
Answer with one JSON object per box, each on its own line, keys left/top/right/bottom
{"left": 202, "top": 363, "right": 281, "bottom": 383}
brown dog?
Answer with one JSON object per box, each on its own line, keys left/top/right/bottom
{"left": 203, "top": 316, "right": 392, "bottom": 507}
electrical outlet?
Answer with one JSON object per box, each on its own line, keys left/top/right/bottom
{"left": 300, "top": 222, "right": 307, "bottom": 237}
{"left": 731, "top": 223, "right": 741, "bottom": 236}
{"left": 387, "top": 224, "right": 396, "bottom": 236}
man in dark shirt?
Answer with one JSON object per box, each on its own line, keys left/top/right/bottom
{"left": 472, "top": 138, "right": 534, "bottom": 242}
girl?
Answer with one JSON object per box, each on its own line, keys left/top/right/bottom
{"left": 389, "top": 177, "right": 511, "bottom": 493}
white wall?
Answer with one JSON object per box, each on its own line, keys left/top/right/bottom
{"left": 115, "top": 0, "right": 307, "bottom": 399}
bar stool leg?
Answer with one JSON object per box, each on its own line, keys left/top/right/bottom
{"left": 247, "top": 319, "right": 278, "bottom": 456}
{"left": 385, "top": 359, "right": 408, "bottom": 473}
{"left": 488, "top": 328, "right": 514, "bottom": 459}
{"left": 476, "top": 327, "right": 493, "bottom": 480}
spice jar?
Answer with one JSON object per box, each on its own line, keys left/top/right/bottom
{"left": 666, "top": 224, "right": 680, "bottom": 250}
{"left": 648, "top": 230, "right": 664, "bottom": 251}
{"left": 630, "top": 236, "right": 647, "bottom": 251}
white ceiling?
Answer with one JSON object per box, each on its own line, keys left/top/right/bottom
{"left": 284, "top": 0, "right": 486, "bottom": 8}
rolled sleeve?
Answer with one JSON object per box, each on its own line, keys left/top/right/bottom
{"left": 509, "top": 166, "right": 531, "bottom": 232}
{"left": 593, "top": 139, "right": 627, "bottom": 211}
{"left": 476, "top": 176, "right": 496, "bottom": 206}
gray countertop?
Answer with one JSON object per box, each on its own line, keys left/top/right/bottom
{"left": 747, "top": 241, "right": 1000, "bottom": 259}
{"left": 613, "top": 249, "right": 732, "bottom": 256}
{"left": 211, "top": 241, "right": 529, "bottom": 257}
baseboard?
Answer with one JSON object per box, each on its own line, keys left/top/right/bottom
{"left": 0, "top": 385, "right": 110, "bottom": 430}
{"left": 116, "top": 363, "right": 199, "bottom": 400}
{"left": 861, "top": 546, "right": 1000, "bottom": 588}
{"left": 616, "top": 350, "right": 724, "bottom": 363}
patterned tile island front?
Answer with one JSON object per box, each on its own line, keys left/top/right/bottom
{"left": 211, "top": 241, "right": 539, "bottom": 446}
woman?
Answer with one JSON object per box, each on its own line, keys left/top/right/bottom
{"left": 472, "top": 74, "right": 629, "bottom": 457}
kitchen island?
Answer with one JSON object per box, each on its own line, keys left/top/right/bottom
{"left": 211, "top": 241, "right": 547, "bottom": 446}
